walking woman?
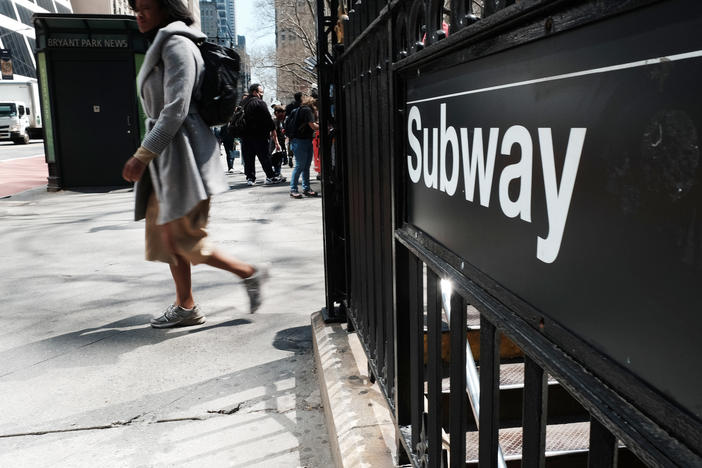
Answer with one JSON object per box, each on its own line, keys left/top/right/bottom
{"left": 122, "top": 0, "right": 267, "bottom": 328}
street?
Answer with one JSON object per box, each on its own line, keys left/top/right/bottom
{"left": 0, "top": 140, "right": 45, "bottom": 161}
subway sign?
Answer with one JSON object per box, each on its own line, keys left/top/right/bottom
{"left": 405, "top": 2, "right": 702, "bottom": 420}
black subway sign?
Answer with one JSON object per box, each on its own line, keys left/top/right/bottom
{"left": 407, "top": 104, "right": 586, "bottom": 263}
{"left": 406, "top": 3, "right": 702, "bottom": 419}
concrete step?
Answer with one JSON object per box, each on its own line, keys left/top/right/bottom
{"left": 311, "top": 311, "right": 398, "bottom": 468}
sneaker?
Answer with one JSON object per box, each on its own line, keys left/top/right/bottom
{"left": 290, "top": 191, "right": 302, "bottom": 199}
{"left": 302, "top": 189, "right": 318, "bottom": 197}
{"left": 150, "top": 304, "right": 205, "bottom": 328}
{"left": 265, "top": 176, "right": 286, "bottom": 184}
{"left": 243, "top": 263, "right": 270, "bottom": 313}
{"left": 247, "top": 179, "right": 255, "bottom": 186}
{"left": 227, "top": 169, "right": 234, "bottom": 174}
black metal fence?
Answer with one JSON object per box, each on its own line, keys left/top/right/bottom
{"left": 316, "top": 0, "right": 702, "bottom": 466}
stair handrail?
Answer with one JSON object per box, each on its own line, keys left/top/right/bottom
{"left": 442, "top": 280, "right": 508, "bottom": 468}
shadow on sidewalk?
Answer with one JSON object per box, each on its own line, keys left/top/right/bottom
{"left": 0, "top": 315, "right": 253, "bottom": 381}
{"left": 0, "top": 321, "right": 328, "bottom": 467}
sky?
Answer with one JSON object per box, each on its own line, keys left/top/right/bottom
{"left": 236, "top": 1, "right": 275, "bottom": 51}
{"left": 236, "top": 0, "right": 276, "bottom": 95}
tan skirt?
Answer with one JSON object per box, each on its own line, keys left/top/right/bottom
{"left": 145, "top": 193, "right": 214, "bottom": 266}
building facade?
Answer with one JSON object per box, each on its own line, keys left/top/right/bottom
{"left": 71, "top": 1, "right": 201, "bottom": 27}
{"left": 274, "top": 0, "right": 316, "bottom": 105}
{"left": 0, "top": 0, "right": 74, "bottom": 79}
{"left": 232, "top": 35, "right": 249, "bottom": 101}
{"left": 199, "top": 0, "right": 218, "bottom": 39}
{"left": 200, "top": 0, "right": 235, "bottom": 47}
{"left": 70, "top": 0, "right": 129, "bottom": 15}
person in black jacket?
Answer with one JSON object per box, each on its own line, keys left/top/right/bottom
{"left": 220, "top": 123, "right": 236, "bottom": 173}
{"left": 240, "top": 84, "right": 285, "bottom": 185}
{"left": 270, "top": 105, "right": 287, "bottom": 177}
{"left": 284, "top": 92, "right": 302, "bottom": 168}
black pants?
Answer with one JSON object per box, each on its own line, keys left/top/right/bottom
{"left": 270, "top": 150, "right": 284, "bottom": 176}
{"left": 223, "top": 138, "right": 235, "bottom": 170}
{"left": 241, "top": 136, "right": 275, "bottom": 181}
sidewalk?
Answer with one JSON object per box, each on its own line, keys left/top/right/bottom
{"left": 0, "top": 163, "right": 333, "bottom": 467}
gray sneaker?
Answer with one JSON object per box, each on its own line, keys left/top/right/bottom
{"left": 265, "top": 176, "right": 286, "bottom": 184}
{"left": 150, "top": 304, "right": 205, "bottom": 328}
{"left": 243, "top": 263, "right": 270, "bottom": 313}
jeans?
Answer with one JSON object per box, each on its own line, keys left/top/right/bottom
{"left": 240, "top": 136, "right": 276, "bottom": 181}
{"left": 223, "top": 141, "right": 235, "bottom": 170}
{"left": 290, "top": 138, "right": 313, "bottom": 192}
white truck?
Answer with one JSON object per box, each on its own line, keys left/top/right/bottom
{"left": 0, "top": 77, "right": 42, "bottom": 144}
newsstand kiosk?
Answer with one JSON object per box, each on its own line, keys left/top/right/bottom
{"left": 34, "top": 14, "right": 147, "bottom": 189}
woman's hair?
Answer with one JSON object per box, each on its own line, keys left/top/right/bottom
{"left": 128, "top": 0, "right": 195, "bottom": 26}
{"left": 273, "top": 105, "right": 285, "bottom": 114}
{"left": 301, "top": 95, "right": 317, "bottom": 110}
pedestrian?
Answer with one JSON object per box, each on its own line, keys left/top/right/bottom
{"left": 284, "top": 92, "right": 302, "bottom": 117}
{"left": 289, "top": 95, "right": 319, "bottom": 199}
{"left": 240, "top": 84, "right": 285, "bottom": 186}
{"left": 284, "top": 92, "right": 302, "bottom": 168}
{"left": 122, "top": 0, "right": 268, "bottom": 328}
{"left": 270, "top": 105, "right": 286, "bottom": 177}
{"left": 220, "top": 122, "right": 236, "bottom": 173}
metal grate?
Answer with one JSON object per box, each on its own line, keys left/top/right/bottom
{"left": 465, "top": 422, "right": 591, "bottom": 461}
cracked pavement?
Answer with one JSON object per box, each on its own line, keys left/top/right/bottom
{"left": 0, "top": 165, "right": 333, "bottom": 467}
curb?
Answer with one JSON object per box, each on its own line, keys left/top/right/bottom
{"left": 311, "top": 311, "right": 397, "bottom": 468}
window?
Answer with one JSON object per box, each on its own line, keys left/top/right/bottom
{"left": 0, "top": 2, "right": 17, "bottom": 19}
{"left": 36, "top": 0, "right": 56, "bottom": 13}
{"left": 0, "top": 27, "right": 36, "bottom": 78}
{"left": 16, "top": 5, "right": 35, "bottom": 27}
{"left": 55, "top": 3, "right": 72, "bottom": 14}
{"left": 0, "top": 104, "right": 17, "bottom": 117}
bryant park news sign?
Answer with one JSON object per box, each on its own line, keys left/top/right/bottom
{"left": 404, "top": 4, "right": 702, "bottom": 420}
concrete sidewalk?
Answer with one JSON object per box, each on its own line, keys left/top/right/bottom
{"left": 0, "top": 164, "right": 333, "bottom": 467}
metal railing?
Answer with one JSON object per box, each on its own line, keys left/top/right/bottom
{"left": 316, "top": 0, "right": 702, "bottom": 466}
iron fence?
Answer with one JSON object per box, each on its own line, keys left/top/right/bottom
{"left": 316, "top": 0, "right": 702, "bottom": 466}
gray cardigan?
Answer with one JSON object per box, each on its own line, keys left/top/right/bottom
{"left": 133, "top": 21, "right": 228, "bottom": 224}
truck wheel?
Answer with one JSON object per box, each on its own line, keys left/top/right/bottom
{"left": 13, "top": 133, "right": 29, "bottom": 145}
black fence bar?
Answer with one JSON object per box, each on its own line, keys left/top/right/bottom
{"left": 370, "top": 47, "right": 384, "bottom": 379}
{"left": 588, "top": 418, "right": 618, "bottom": 468}
{"left": 522, "top": 355, "right": 548, "bottom": 468}
{"left": 394, "top": 243, "right": 412, "bottom": 465}
{"left": 408, "top": 252, "right": 424, "bottom": 452}
{"left": 379, "top": 31, "right": 395, "bottom": 399}
{"left": 448, "top": 293, "right": 467, "bottom": 468}
{"left": 427, "top": 269, "right": 442, "bottom": 466}
{"left": 479, "top": 317, "right": 500, "bottom": 468}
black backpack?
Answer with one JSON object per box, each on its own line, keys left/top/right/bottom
{"left": 195, "top": 41, "right": 240, "bottom": 126}
{"left": 284, "top": 107, "right": 301, "bottom": 138}
{"left": 228, "top": 104, "right": 246, "bottom": 138}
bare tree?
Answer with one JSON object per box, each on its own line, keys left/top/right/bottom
{"left": 253, "top": 0, "right": 330, "bottom": 102}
